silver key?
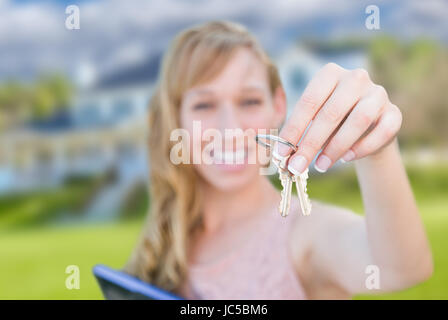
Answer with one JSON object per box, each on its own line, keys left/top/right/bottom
{"left": 272, "top": 151, "right": 293, "bottom": 217}
{"left": 255, "top": 134, "right": 311, "bottom": 217}
{"left": 292, "top": 169, "right": 312, "bottom": 216}
{"left": 279, "top": 169, "right": 293, "bottom": 217}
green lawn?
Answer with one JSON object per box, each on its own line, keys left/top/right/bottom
{"left": 0, "top": 221, "right": 142, "bottom": 299}
{"left": 0, "top": 164, "right": 447, "bottom": 299}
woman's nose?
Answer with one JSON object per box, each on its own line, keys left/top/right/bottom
{"left": 216, "top": 103, "right": 246, "bottom": 151}
{"left": 217, "top": 102, "right": 242, "bottom": 131}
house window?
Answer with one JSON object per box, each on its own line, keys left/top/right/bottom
{"left": 289, "top": 68, "right": 307, "bottom": 91}
{"left": 113, "top": 99, "right": 133, "bottom": 121}
{"left": 79, "top": 104, "right": 101, "bottom": 125}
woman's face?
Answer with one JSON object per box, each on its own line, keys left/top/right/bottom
{"left": 180, "top": 48, "right": 285, "bottom": 191}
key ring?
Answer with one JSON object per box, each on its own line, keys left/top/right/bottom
{"left": 255, "top": 134, "right": 298, "bottom": 153}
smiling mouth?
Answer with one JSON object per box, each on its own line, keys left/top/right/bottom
{"left": 211, "top": 149, "right": 248, "bottom": 164}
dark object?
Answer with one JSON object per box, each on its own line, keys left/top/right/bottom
{"left": 92, "top": 264, "right": 183, "bottom": 300}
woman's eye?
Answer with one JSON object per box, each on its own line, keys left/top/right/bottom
{"left": 240, "top": 98, "right": 262, "bottom": 107}
{"left": 193, "top": 102, "right": 214, "bottom": 110}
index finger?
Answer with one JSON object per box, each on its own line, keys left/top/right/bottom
{"left": 277, "top": 63, "right": 346, "bottom": 157}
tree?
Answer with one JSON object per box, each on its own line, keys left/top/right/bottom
{"left": 0, "top": 73, "right": 74, "bottom": 130}
{"left": 369, "top": 36, "right": 448, "bottom": 149}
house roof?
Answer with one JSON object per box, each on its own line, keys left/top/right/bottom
{"left": 93, "top": 53, "right": 162, "bottom": 91}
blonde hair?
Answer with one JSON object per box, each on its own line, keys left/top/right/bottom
{"left": 123, "top": 20, "right": 282, "bottom": 292}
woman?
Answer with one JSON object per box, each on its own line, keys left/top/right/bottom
{"left": 124, "top": 21, "right": 433, "bottom": 299}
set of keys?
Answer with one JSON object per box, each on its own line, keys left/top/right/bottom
{"left": 256, "top": 134, "right": 312, "bottom": 217}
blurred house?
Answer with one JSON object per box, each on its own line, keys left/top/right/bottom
{"left": 72, "top": 54, "right": 161, "bottom": 128}
{"left": 276, "top": 41, "right": 368, "bottom": 113}
{"left": 0, "top": 54, "right": 162, "bottom": 196}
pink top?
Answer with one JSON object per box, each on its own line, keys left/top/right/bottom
{"left": 180, "top": 205, "right": 308, "bottom": 300}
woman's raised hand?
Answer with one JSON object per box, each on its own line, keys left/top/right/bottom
{"left": 278, "top": 63, "right": 402, "bottom": 174}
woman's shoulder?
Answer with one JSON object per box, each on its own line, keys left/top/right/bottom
{"left": 289, "top": 198, "right": 363, "bottom": 243}
{"left": 288, "top": 198, "right": 364, "bottom": 271}
{"left": 309, "top": 198, "right": 357, "bottom": 213}
{"left": 297, "top": 198, "right": 360, "bottom": 221}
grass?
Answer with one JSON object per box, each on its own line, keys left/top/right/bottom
{"left": 0, "top": 164, "right": 447, "bottom": 299}
{"left": 0, "top": 221, "right": 142, "bottom": 299}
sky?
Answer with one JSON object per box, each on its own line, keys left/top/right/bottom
{"left": 1, "top": 0, "right": 447, "bottom": 82}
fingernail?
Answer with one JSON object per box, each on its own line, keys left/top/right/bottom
{"left": 276, "top": 142, "right": 291, "bottom": 157}
{"left": 288, "top": 155, "right": 307, "bottom": 175}
{"left": 342, "top": 150, "right": 355, "bottom": 162}
{"left": 314, "top": 154, "right": 332, "bottom": 173}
